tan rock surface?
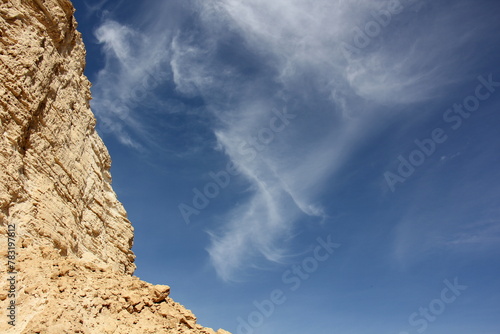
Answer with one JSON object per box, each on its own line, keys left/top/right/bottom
{"left": 0, "top": 0, "right": 230, "bottom": 333}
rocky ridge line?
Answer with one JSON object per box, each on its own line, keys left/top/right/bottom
{"left": 0, "top": 0, "right": 230, "bottom": 333}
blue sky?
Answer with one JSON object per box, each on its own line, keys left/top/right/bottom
{"left": 72, "top": 0, "right": 500, "bottom": 333}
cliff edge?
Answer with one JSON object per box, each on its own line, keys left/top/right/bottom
{"left": 0, "top": 0, "right": 229, "bottom": 333}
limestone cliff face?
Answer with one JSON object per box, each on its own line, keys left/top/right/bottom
{"left": 0, "top": 0, "right": 135, "bottom": 277}
{"left": 0, "top": 1, "right": 230, "bottom": 333}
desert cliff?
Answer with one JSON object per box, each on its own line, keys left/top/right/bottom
{"left": 0, "top": 0, "right": 229, "bottom": 333}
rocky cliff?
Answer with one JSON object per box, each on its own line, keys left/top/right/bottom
{"left": 0, "top": 0, "right": 229, "bottom": 333}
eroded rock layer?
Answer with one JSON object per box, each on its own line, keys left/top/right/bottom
{"left": 0, "top": 0, "right": 229, "bottom": 333}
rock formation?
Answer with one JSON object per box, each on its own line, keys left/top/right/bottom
{"left": 0, "top": 0, "right": 230, "bottom": 333}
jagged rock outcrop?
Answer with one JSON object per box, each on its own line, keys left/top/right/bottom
{"left": 0, "top": 0, "right": 230, "bottom": 333}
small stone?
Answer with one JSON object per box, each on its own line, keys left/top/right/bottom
{"left": 152, "top": 284, "right": 170, "bottom": 303}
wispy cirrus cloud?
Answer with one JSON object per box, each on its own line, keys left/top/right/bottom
{"left": 196, "top": 0, "right": 476, "bottom": 280}
{"left": 90, "top": 16, "right": 174, "bottom": 149}
{"left": 88, "top": 0, "right": 498, "bottom": 280}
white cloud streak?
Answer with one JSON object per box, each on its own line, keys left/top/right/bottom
{"left": 89, "top": 0, "right": 493, "bottom": 280}
{"left": 197, "top": 0, "right": 429, "bottom": 281}
{"left": 90, "top": 18, "right": 173, "bottom": 149}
